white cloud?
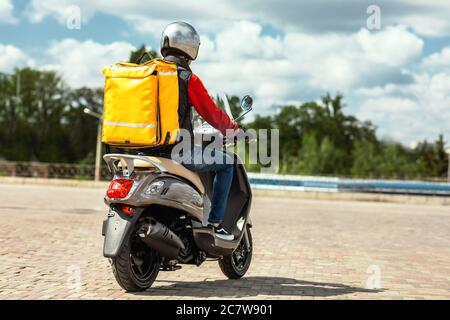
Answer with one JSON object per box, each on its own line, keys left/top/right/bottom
{"left": 393, "top": 0, "right": 450, "bottom": 37}
{"left": 214, "top": 21, "right": 284, "bottom": 61}
{"left": 23, "top": 0, "right": 450, "bottom": 39}
{"left": 237, "top": 0, "right": 450, "bottom": 38}
{"left": 355, "top": 83, "right": 400, "bottom": 96}
{"left": 356, "top": 46, "right": 450, "bottom": 143}
{"left": 44, "top": 39, "right": 135, "bottom": 88}
{"left": 25, "top": 0, "right": 95, "bottom": 24}
{"left": 401, "top": 14, "right": 450, "bottom": 38}
{"left": 24, "top": 0, "right": 241, "bottom": 35}
{"left": 283, "top": 26, "right": 422, "bottom": 90}
{"left": 355, "top": 26, "right": 423, "bottom": 67}
{"left": 357, "top": 97, "right": 420, "bottom": 142}
{"left": 0, "top": 44, "right": 35, "bottom": 73}
{"left": 421, "top": 47, "right": 450, "bottom": 71}
{"left": 191, "top": 22, "right": 422, "bottom": 113}
{"left": 124, "top": 16, "right": 170, "bottom": 38}
{"left": 356, "top": 87, "right": 450, "bottom": 144}
{"left": 0, "top": 0, "right": 17, "bottom": 24}
{"left": 193, "top": 21, "right": 297, "bottom": 109}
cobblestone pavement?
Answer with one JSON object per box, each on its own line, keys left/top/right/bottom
{"left": 0, "top": 183, "right": 449, "bottom": 300}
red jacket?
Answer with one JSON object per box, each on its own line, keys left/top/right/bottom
{"left": 187, "top": 74, "right": 238, "bottom": 135}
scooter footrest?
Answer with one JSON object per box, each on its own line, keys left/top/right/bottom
{"left": 160, "top": 265, "right": 182, "bottom": 271}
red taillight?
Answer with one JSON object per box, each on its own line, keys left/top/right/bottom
{"left": 107, "top": 179, "right": 134, "bottom": 199}
{"left": 122, "top": 205, "right": 136, "bottom": 215}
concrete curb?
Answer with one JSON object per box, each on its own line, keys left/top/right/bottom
{"left": 0, "top": 177, "right": 109, "bottom": 189}
{"left": 1, "top": 176, "right": 449, "bottom": 206}
{"left": 251, "top": 188, "right": 450, "bottom": 206}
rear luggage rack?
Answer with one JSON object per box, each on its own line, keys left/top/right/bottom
{"left": 103, "top": 153, "right": 168, "bottom": 177}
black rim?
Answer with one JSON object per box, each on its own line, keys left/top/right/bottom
{"left": 232, "top": 234, "right": 251, "bottom": 272}
{"left": 129, "top": 234, "right": 159, "bottom": 286}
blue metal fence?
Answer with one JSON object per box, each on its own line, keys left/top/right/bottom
{"left": 248, "top": 173, "right": 450, "bottom": 196}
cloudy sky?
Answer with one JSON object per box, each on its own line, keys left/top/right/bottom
{"left": 1, "top": 0, "right": 450, "bottom": 145}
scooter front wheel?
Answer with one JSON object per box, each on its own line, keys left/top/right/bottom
{"left": 111, "top": 232, "right": 160, "bottom": 292}
{"left": 218, "top": 226, "right": 253, "bottom": 279}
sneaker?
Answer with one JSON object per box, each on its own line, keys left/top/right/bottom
{"left": 209, "top": 224, "right": 234, "bottom": 241}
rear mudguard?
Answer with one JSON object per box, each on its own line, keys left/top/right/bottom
{"left": 102, "top": 206, "right": 142, "bottom": 258}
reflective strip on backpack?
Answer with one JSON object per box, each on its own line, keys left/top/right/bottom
{"left": 159, "top": 71, "right": 177, "bottom": 76}
{"left": 111, "top": 66, "right": 153, "bottom": 72}
{"left": 103, "top": 121, "right": 156, "bottom": 129}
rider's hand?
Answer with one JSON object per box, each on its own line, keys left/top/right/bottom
{"left": 238, "top": 125, "right": 247, "bottom": 134}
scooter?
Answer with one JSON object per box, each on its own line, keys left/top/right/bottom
{"left": 101, "top": 94, "right": 254, "bottom": 291}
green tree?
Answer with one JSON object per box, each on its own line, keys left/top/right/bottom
{"left": 64, "top": 87, "right": 104, "bottom": 163}
{"left": 251, "top": 93, "right": 377, "bottom": 175}
{"left": 433, "top": 134, "right": 448, "bottom": 176}
{"left": 0, "top": 68, "right": 68, "bottom": 161}
{"left": 295, "top": 132, "right": 320, "bottom": 174}
{"left": 351, "top": 141, "right": 378, "bottom": 177}
{"left": 375, "top": 142, "right": 417, "bottom": 178}
{"left": 0, "top": 68, "right": 104, "bottom": 164}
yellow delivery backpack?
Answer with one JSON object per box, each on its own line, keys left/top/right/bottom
{"left": 101, "top": 58, "right": 180, "bottom": 148}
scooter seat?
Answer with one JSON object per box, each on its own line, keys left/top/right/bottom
{"left": 121, "top": 157, "right": 205, "bottom": 194}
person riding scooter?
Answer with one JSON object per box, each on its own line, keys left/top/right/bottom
{"left": 158, "top": 21, "right": 239, "bottom": 240}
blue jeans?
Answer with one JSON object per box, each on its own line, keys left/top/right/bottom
{"left": 181, "top": 147, "right": 234, "bottom": 224}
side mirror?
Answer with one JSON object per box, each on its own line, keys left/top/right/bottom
{"left": 234, "top": 95, "right": 253, "bottom": 121}
{"left": 241, "top": 95, "right": 253, "bottom": 112}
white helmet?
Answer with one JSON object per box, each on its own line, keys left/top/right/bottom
{"left": 160, "top": 21, "right": 201, "bottom": 60}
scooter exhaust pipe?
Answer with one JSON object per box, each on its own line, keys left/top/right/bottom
{"left": 137, "top": 219, "right": 185, "bottom": 260}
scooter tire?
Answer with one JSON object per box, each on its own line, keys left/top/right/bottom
{"left": 111, "top": 236, "right": 160, "bottom": 292}
{"left": 218, "top": 226, "right": 253, "bottom": 279}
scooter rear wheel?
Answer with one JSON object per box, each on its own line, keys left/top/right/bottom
{"left": 111, "top": 232, "right": 160, "bottom": 292}
{"left": 218, "top": 226, "right": 253, "bottom": 279}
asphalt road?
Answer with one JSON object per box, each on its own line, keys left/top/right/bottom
{"left": 0, "top": 183, "right": 449, "bottom": 299}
